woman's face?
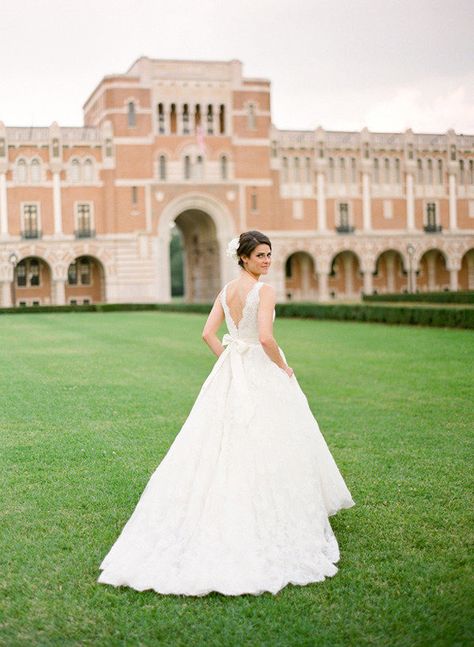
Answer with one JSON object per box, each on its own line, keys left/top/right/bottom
{"left": 242, "top": 243, "right": 272, "bottom": 275}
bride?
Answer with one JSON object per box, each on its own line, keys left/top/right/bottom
{"left": 97, "top": 230, "right": 355, "bottom": 596}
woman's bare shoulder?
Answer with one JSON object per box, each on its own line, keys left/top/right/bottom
{"left": 259, "top": 283, "right": 276, "bottom": 300}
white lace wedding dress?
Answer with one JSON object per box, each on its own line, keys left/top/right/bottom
{"left": 97, "top": 280, "right": 355, "bottom": 596}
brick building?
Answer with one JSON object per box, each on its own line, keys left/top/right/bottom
{"left": 0, "top": 56, "right": 473, "bottom": 306}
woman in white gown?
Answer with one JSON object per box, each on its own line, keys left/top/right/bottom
{"left": 97, "top": 230, "right": 355, "bottom": 596}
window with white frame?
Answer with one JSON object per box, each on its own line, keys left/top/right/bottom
{"left": 459, "top": 160, "right": 465, "bottom": 184}
{"left": 182, "top": 104, "right": 190, "bottom": 134}
{"left": 247, "top": 103, "right": 256, "bottom": 130}
{"left": 17, "top": 258, "right": 40, "bottom": 287}
{"left": 83, "top": 159, "right": 94, "bottom": 183}
{"left": 338, "top": 202, "right": 350, "bottom": 227}
{"left": 22, "top": 204, "right": 40, "bottom": 237}
{"left": 128, "top": 101, "right": 136, "bottom": 127}
{"left": 328, "top": 157, "right": 335, "bottom": 183}
{"left": 339, "top": 158, "right": 345, "bottom": 184}
{"left": 68, "top": 257, "right": 92, "bottom": 286}
{"left": 282, "top": 157, "right": 288, "bottom": 182}
{"left": 373, "top": 158, "right": 379, "bottom": 183}
{"left": 220, "top": 155, "right": 228, "bottom": 180}
{"left": 383, "top": 158, "right": 390, "bottom": 183}
{"left": 417, "top": 159, "right": 423, "bottom": 184}
{"left": 206, "top": 105, "right": 213, "bottom": 135}
{"left": 437, "top": 159, "right": 443, "bottom": 184}
{"left": 196, "top": 155, "right": 204, "bottom": 179}
{"left": 184, "top": 155, "right": 191, "bottom": 180}
{"left": 159, "top": 155, "right": 166, "bottom": 181}
{"left": 76, "top": 203, "right": 93, "bottom": 235}
{"left": 426, "top": 202, "right": 438, "bottom": 227}
{"left": 16, "top": 159, "right": 27, "bottom": 184}
{"left": 395, "top": 158, "right": 401, "bottom": 184}
{"left": 305, "top": 157, "right": 311, "bottom": 183}
{"left": 30, "top": 159, "right": 41, "bottom": 184}
{"left": 157, "top": 103, "right": 165, "bottom": 134}
{"left": 70, "top": 158, "right": 81, "bottom": 183}
{"left": 293, "top": 157, "right": 300, "bottom": 182}
{"left": 351, "top": 157, "right": 357, "bottom": 183}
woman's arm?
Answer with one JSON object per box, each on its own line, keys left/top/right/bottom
{"left": 201, "top": 293, "right": 226, "bottom": 357}
{"left": 258, "top": 285, "right": 294, "bottom": 377}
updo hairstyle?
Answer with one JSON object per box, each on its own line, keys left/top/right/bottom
{"left": 236, "top": 230, "right": 272, "bottom": 267}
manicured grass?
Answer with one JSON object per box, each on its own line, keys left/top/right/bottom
{"left": 1, "top": 312, "right": 472, "bottom": 647}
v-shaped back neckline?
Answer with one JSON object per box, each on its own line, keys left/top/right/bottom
{"left": 224, "top": 280, "right": 261, "bottom": 331}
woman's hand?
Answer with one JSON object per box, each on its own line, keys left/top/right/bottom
{"left": 282, "top": 365, "right": 294, "bottom": 378}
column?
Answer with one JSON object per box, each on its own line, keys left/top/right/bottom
{"left": 386, "top": 254, "right": 395, "bottom": 292}
{"left": 52, "top": 171, "right": 63, "bottom": 235}
{"left": 362, "top": 172, "right": 372, "bottom": 231}
{"left": 362, "top": 269, "right": 373, "bottom": 296}
{"left": 406, "top": 172, "right": 415, "bottom": 230}
{"left": 53, "top": 279, "right": 66, "bottom": 305}
{"left": 316, "top": 172, "right": 327, "bottom": 231}
{"left": 317, "top": 270, "right": 329, "bottom": 301}
{"left": 1, "top": 280, "right": 12, "bottom": 307}
{"left": 343, "top": 254, "right": 354, "bottom": 296}
{"left": 0, "top": 172, "right": 8, "bottom": 236}
{"left": 449, "top": 172, "right": 457, "bottom": 230}
{"left": 449, "top": 268, "right": 458, "bottom": 292}
{"left": 427, "top": 253, "right": 436, "bottom": 290}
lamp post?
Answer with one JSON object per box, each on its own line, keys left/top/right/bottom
{"left": 406, "top": 243, "right": 415, "bottom": 294}
{"left": 9, "top": 252, "right": 18, "bottom": 307}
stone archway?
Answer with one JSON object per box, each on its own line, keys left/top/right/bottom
{"left": 328, "top": 250, "right": 363, "bottom": 300}
{"left": 14, "top": 256, "right": 52, "bottom": 306}
{"left": 284, "top": 251, "right": 318, "bottom": 301}
{"left": 373, "top": 249, "right": 408, "bottom": 294}
{"left": 65, "top": 255, "right": 106, "bottom": 304}
{"left": 459, "top": 249, "right": 474, "bottom": 290}
{"left": 418, "top": 249, "right": 450, "bottom": 291}
{"left": 157, "top": 193, "right": 236, "bottom": 302}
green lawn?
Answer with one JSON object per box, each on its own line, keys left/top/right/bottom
{"left": 1, "top": 312, "right": 472, "bottom": 647}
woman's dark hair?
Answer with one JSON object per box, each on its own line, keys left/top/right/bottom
{"left": 236, "top": 230, "right": 272, "bottom": 267}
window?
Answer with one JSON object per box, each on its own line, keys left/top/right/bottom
{"left": 196, "top": 156, "right": 204, "bottom": 180}
{"left": 459, "top": 160, "right": 465, "bottom": 184}
{"left": 182, "top": 104, "right": 190, "bottom": 134}
{"left": 83, "top": 159, "right": 94, "bottom": 183}
{"left": 22, "top": 204, "right": 39, "bottom": 238}
{"left": 427, "top": 159, "right": 433, "bottom": 185}
{"left": 105, "top": 138, "right": 113, "bottom": 157}
{"left": 450, "top": 145, "right": 456, "bottom": 161}
{"left": 285, "top": 257, "right": 293, "bottom": 278}
{"left": 351, "top": 158, "right": 357, "bottom": 183}
{"left": 328, "top": 157, "right": 335, "bottom": 183}
{"left": 70, "top": 159, "right": 81, "bottom": 183}
{"left": 417, "top": 159, "right": 423, "bottom": 184}
{"left": 219, "top": 105, "right": 225, "bottom": 135}
{"left": 184, "top": 155, "right": 191, "bottom": 180}
{"left": 305, "top": 157, "right": 311, "bottom": 183}
{"left": 76, "top": 203, "right": 92, "bottom": 236}
{"left": 407, "top": 143, "right": 414, "bottom": 160}
{"left": 159, "top": 155, "right": 166, "bottom": 181}
{"left": 250, "top": 189, "right": 258, "bottom": 212}
{"left": 426, "top": 202, "right": 437, "bottom": 227}
{"left": 247, "top": 103, "right": 256, "bottom": 130}
{"left": 157, "top": 103, "right": 165, "bottom": 134}
{"left": 194, "top": 104, "right": 201, "bottom": 130}
{"left": 17, "top": 262, "right": 27, "bottom": 287}
{"left": 437, "top": 159, "right": 443, "bottom": 184}
{"left": 17, "top": 258, "right": 40, "bottom": 287}
{"left": 29, "top": 259, "right": 40, "bottom": 286}
{"left": 170, "top": 104, "right": 177, "bottom": 134}
{"left": 206, "top": 105, "right": 213, "bottom": 135}
{"left": 339, "top": 158, "right": 346, "bottom": 183}
{"left": 30, "top": 159, "right": 41, "bottom": 184}
{"left": 52, "top": 139, "right": 60, "bottom": 158}
{"left": 363, "top": 143, "right": 370, "bottom": 159}
{"left": 395, "top": 158, "right": 401, "bottom": 184}
{"left": 220, "top": 155, "right": 228, "bottom": 180}
{"left": 271, "top": 141, "right": 278, "bottom": 158}
{"left": 16, "top": 159, "right": 27, "bottom": 183}
{"left": 293, "top": 157, "right": 300, "bottom": 182}
{"left": 470, "top": 160, "right": 474, "bottom": 185}
{"left": 0, "top": 138, "right": 5, "bottom": 157}
{"left": 339, "top": 203, "right": 349, "bottom": 227}
{"left": 131, "top": 186, "right": 138, "bottom": 205}
{"left": 68, "top": 262, "right": 77, "bottom": 285}
{"left": 128, "top": 102, "right": 136, "bottom": 127}
{"left": 68, "top": 258, "right": 92, "bottom": 286}
{"left": 384, "top": 158, "right": 390, "bottom": 183}
{"left": 373, "top": 158, "right": 379, "bottom": 183}
{"left": 282, "top": 157, "right": 288, "bottom": 182}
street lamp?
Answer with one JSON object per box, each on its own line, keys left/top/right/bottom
{"left": 8, "top": 252, "right": 18, "bottom": 307}
{"left": 406, "top": 244, "right": 415, "bottom": 294}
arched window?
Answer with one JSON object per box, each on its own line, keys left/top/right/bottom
{"left": 339, "top": 157, "right": 346, "bottom": 183}
{"left": 70, "top": 159, "right": 81, "bottom": 183}
{"left": 328, "top": 157, "right": 335, "bottom": 183}
{"left": 219, "top": 105, "right": 225, "bottom": 135}
{"left": 16, "top": 159, "right": 27, "bottom": 183}
{"left": 247, "top": 104, "right": 256, "bottom": 130}
{"left": 417, "top": 158, "right": 423, "bottom": 184}
{"left": 384, "top": 158, "right": 390, "bottom": 183}
{"left": 395, "top": 158, "right": 401, "bottom": 183}
{"left": 427, "top": 159, "right": 433, "bottom": 185}
{"left": 159, "top": 155, "right": 166, "bottom": 181}
{"left": 196, "top": 155, "right": 204, "bottom": 179}
{"left": 373, "top": 158, "right": 379, "bottom": 183}
{"left": 437, "top": 159, "right": 443, "bottom": 184}
{"left": 220, "top": 155, "right": 228, "bottom": 180}
{"left": 184, "top": 155, "right": 191, "bottom": 180}
{"left": 170, "top": 104, "right": 177, "bottom": 134}
{"left": 282, "top": 157, "right": 289, "bottom": 182}
{"left": 207, "top": 105, "right": 214, "bottom": 135}
{"left": 182, "top": 104, "right": 190, "bottom": 134}
{"left": 305, "top": 157, "right": 311, "bottom": 182}
{"left": 293, "top": 157, "right": 300, "bottom": 182}
{"left": 83, "top": 159, "right": 94, "bottom": 183}
{"left": 30, "top": 159, "right": 41, "bottom": 184}
{"left": 351, "top": 157, "right": 357, "bottom": 183}
{"left": 157, "top": 103, "right": 165, "bottom": 134}
{"left": 194, "top": 104, "right": 201, "bottom": 130}
{"left": 127, "top": 101, "right": 136, "bottom": 127}
{"left": 459, "top": 159, "right": 465, "bottom": 184}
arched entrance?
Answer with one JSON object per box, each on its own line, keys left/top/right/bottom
{"left": 459, "top": 249, "right": 474, "bottom": 290}
{"left": 65, "top": 255, "right": 105, "bottom": 304}
{"left": 418, "top": 249, "right": 449, "bottom": 291}
{"left": 328, "top": 250, "right": 363, "bottom": 300}
{"left": 14, "top": 256, "right": 52, "bottom": 306}
{"left": 173, "top": 209, "right": 221, "bottom": 302}
{"left": 373, "top": 249, "right": 408, "bottom": 294}
{"left": 284, "top": 251, "right": 318, "bottom": 301}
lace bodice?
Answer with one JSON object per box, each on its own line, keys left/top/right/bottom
{"left": 220, "top": 281, "right": 274, "bottom": 342}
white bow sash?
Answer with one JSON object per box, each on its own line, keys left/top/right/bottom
{"left": 222, "top": 333, "right": 259, "bottom": 425}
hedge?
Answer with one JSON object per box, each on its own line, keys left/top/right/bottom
{"left": 363, "top": 290, "right": 474, "bottom": 304}
{"left": 1, "top": 301, "right": 473, "bottom": 329}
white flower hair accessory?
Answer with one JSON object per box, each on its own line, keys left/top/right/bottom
{"left": 226, "top": 237, "right": 240, "bottom": 261}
